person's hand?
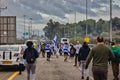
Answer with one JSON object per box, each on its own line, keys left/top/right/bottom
{"left": 78, "top": 61, "right": 80, "bottom": 66}
{"left": 16, "top": 58, "right": 19, "bottom": 62}
{"left": 85, "top": 65, "right": 88, "bottom": 69}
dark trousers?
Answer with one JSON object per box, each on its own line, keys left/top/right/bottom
{"left": 19, "top": 63, "right": 25, "bottom": 74}
{"left": 47, "top": 52, "right": 51, "bottom": 61}
{"left": 75, "top": 54, "right": 79, "bottom": 65}
{"left": 41, "top": 50, "right": 45, "bottom": 58}
{"left": 112, "top": 61, "right": 119, "bottom": 79}
{"left": 92, "top": 66, "right": 108, "bottom": 80}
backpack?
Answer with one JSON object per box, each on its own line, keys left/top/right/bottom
{"left": 26, "top": 49, "right": 36, "bottom": 64}
{"left": 111, "top": 46, "right": 120, "bottom": 59}
{"left": 113, "top": 52, "right": 120, "bottom": 59}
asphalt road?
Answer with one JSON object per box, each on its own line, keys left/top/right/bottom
{"left": 0, "top": 54, "right": 119, "bottom": 80}
{"left": 0, "top": 67, "right": 18, "bottom": 80}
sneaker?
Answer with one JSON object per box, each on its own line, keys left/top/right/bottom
{"left": 47, "top": 58, "right": 50, "bottom": 61}
{"left": 64, "top": 59, "right": 67, "bottom": 62}
{"left": 73, "top": 64, "right": 77, "bottom": 66}
{"left": 86, "top": 76, "right": 89, "bottom": 80}
{"left": 81, "top": 76, "right": 84, "bottom": 79}
{"left": 19, "top": 72, "right": 22, "bottom": 75}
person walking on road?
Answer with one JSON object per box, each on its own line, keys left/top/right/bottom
{"left": 41, "top": 43, "right": 46, "bottom": 58}
{"left": 78, "top": 42, "right": 90, "bottom": 80}
{"left": 62, "top": 42, "right": 70, "bottom": 62}
{"left": 85, "top": 36, "right": 114, "bottom": 80}
{"left": 23, "top": 41, "right": 39, "bottom": 80}
{"left": 70, "top": 44, "right": 76, "bottom": 59}
{"left": 74, "top": 41, "right": 82, "bottom": 66}
{"left": 16, "top": 47, "right": 25, "bottom": 75}
{"left": 110, "top": 42, "right": 120, "bottom": 80}
{"left": 45, "top": 41, "right": 52, "bottom": 61}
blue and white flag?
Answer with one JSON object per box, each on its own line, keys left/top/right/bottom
{"left": 53, "top": 35, "right": 57, "bottom": 47}
{"left": 53, "top": 35, "right": 58, "bottom": 52}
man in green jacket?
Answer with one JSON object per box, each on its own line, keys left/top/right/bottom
{"left": 110, "top": 42, "right": 120, "bottom": 80}
{"left": 85, "top": 36, "right": 114, "bottom": 80}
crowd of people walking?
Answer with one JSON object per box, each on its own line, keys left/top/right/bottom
{"left": 17, "top": 36, "right": 120, "bottom": 80}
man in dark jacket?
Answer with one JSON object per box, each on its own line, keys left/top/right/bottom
{"left": 78, "top": 42, "right": 90, "bottom": 80}
{"left": 23, "top": 41, "right": 39, "bottom": 80}
{"left": 85, "top": 36, "right": 114, "bottom": 80}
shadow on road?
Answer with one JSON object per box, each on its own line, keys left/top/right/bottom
{"left": 0, "top": 66, "right": 20, "bottom": 72}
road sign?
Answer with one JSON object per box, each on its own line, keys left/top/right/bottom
{"left": 23, "top": 32, "right": 29, "bottom": 35}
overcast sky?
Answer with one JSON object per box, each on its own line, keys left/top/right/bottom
{"left": 0, "top": 0, "right": 120, "bottom": 38}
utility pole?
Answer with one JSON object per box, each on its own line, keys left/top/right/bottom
{"left": 29, "top": 18, "right": 32, "bottom": 39}
{"left": 0, "top": 6, "right": 7, "bottom": 16}
{"left": 75, "top": 12, "right": 77, "bottom": 41}
{"left": 38, "top": 30, "right": 39, "bottom": 37}
{"left": 23, "top": 15, "right": 26, "bottom": 40}
{"left": 64, "top": 26, "right": 65, "bottom": 37}
{"left": 64, "top": 17, "right": 69, "bottom": 38}
{"left": 110, "top": 0, "right": 112, "bottom": 42}
{"left": 86, "top": 0, "right": 88, "bottom": 37}
{"left": 67, "top": 18, "right": 69, "bottom": 38}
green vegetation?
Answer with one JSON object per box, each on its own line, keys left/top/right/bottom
{"left": 43, "top": 17, "right": 120, "bottom": 43}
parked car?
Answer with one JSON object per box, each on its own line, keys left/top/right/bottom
{"left": 0, "top": 44, "right": 26, "bottom": 68}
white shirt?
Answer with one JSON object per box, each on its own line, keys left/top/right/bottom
{"left": 75, "top": 44, "right": 82, "bottom": 54}
{"left": 17, "top": 54, "right": 25, "bottom": 64}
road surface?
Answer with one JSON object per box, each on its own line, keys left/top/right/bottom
{"left": 0, "top": 54, "right": 118, "bottom": 80}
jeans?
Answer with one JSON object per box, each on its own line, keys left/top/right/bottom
{"left": 26, "top": 62, "right": 36, "bottom": 80}
{"left": 81, "top": 60, "right": 89, "bottom": 77}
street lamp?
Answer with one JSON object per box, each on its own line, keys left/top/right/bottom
{"left": 29, "top": 18, "right": 32, "bottom": 39}
{"left": 63, "top": 22, "right": 66, "bottom": 38}
{"left": 0, "top": 6, "right": 7, "bottom": 16}
{"left": 64, "top": 17, "right": 70, "bottom": 38}
{"left": 68, "top": 9, "right": 77, "bottom": 40}
{"left": 23, "top": 15, "right": 26, "bottom": 40}
{"left": 74, "top": 12, "right": 77, "bottom": 41}
{"left": 110, "top": 0, "right": 112, "bottom": 42}
{"left": 67, "top": 18, "right": 70, "bottom": 38}
{"left": 86, "top": 0, "right": 88, "bottom": 37}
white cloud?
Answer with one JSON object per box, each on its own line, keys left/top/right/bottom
{"left": 1, "top": 0, "right": 120, "bottom": 38}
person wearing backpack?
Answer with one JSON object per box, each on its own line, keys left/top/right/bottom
{"left": 110, "top": 42, "right": 120, "bottom": 80}
{"left": 78, "top": 42, "right": 90, "bottom": 80}
{"left": 23, "top": 41, "right": 39, "bottom": 80}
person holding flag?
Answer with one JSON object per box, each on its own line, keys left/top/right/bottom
{"left": 53, "top": 35, "right": 59, "bottom": 58}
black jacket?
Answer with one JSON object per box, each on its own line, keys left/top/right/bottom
{"left": 78, "top": 45, "right": 90, "bottom": 61}
{"left": 23, "top": 47, "right": 39, "bottom": 59}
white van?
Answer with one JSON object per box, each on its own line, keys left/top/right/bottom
{"left": 0, "top": 44, "right": 26, "bottom": 67}
{"left": 61, "top": 38, "right": 69, "bottom": 44}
